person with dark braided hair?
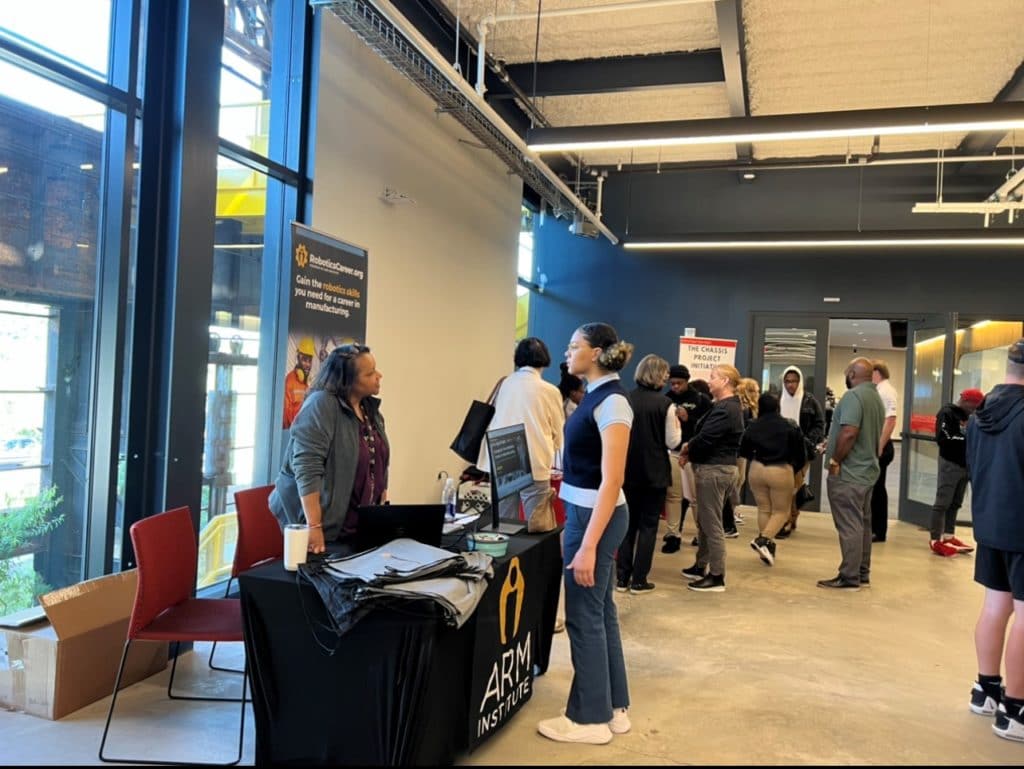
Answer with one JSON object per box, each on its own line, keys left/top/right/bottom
{"left": 270, "top": 343, "right": 389, "bottom": 555}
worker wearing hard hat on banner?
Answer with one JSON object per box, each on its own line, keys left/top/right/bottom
{"left": 283, "top": 336, "right": 316, "bottom": 428}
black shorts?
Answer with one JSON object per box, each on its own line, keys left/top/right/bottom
{"left": 975, "top": 544, "right": 1024, "bottom": 600}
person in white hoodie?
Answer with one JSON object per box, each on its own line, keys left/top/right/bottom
{"left": 478, "top": 337, "right": 565, "bottom": 530}
{"left": 777, "top": 365, "right": 826, "bottom": 538}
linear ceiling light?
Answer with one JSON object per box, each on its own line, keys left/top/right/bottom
{"left": 625, "top": 236, "right": 1024, "bottom": 250}
{"left": 527, "top": 101, "right": 1024, "bottom": 153}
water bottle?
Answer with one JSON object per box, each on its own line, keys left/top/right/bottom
{"left": 442, "top": 477, "right": 457, "bottom": 519}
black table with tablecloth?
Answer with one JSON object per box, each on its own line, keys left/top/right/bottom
{"left": 238, "top": 528, "right": 562, "bottom": 766}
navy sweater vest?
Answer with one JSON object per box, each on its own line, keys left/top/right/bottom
{"left": 563, "top": 379, "right": 628, "bottom": 490}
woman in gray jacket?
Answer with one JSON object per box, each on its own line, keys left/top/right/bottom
{"left": 269, "top": 343, "right": 389, "bottom": 554}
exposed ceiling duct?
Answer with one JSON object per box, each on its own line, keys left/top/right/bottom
{"left": 310, "top": 0, "right": 617, "bottom": 244}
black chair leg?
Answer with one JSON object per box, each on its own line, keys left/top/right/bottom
{"left": 99, "top": 639, "right": 248, "bottom": 765}
{"left": 97, "top": 640, "right": 132, "bottom": 763}
{"left": 208, "top": 579, "right": 244, "bottom": 674}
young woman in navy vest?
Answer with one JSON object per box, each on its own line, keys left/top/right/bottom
{"left": 537, "top": 322, "right": 635, "bottom": 746}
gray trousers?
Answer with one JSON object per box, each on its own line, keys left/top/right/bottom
{"left": 827, "top": 476, "right": 874, "bottom": 583}
{"left": 929, "top": 457, "right": 968, "bottom": 540}
{"left": 694, "top": 464, "right": 736, "bottom": 576}
{"left": 497, "top": 478, "right": 551, "bottom": 520}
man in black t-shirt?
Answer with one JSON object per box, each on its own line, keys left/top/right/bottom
{"left": 661, "top": 364, "right": 713, "bottom": 552}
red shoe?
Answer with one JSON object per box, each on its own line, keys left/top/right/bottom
{"left": 943, "top": 536, "right": 975, "bottom": 554}
{"left": 930, "top": 540, "right": 959, "bottom": 558}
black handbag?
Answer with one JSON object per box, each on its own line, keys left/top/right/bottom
{"left": 449, "top": 377, "right": 505, "bottom": 463}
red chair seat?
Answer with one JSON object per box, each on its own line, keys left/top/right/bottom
{"left": 136, "top": 599, "right": 244, "bottom": 643}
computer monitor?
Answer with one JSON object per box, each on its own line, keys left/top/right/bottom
{"left": 484, "top": 423, "right": 533, "bottom": 533}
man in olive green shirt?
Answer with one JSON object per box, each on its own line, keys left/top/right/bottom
{"left": 819, "top": 357, "right": 885, "bottom": 590}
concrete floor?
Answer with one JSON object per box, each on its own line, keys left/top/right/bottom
{"left": 1, "top": 510, "right": 1019, "bottom": 765}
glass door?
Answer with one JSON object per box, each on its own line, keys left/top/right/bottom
{"left": 750, "top": 314, "right": 830, "bottom": 510}
{"left": 949, "top": 318, "right": 1024, "bottom": 524}
{"left": 899, "top": 314, "right": 956, "bottom": 528}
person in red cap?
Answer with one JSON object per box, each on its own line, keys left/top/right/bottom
{"left": 928, "top": 387, "right": 985, "bottom": 556}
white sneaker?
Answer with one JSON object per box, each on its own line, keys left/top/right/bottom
{"left": 538, "top": 715, "right": 613, "bottom": 744}
{"left": 609, "top": 707, "right": 631, "bottom": 734}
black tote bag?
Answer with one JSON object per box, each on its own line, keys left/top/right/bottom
{"left": 449, "top": 377, "right": 505, "bottom": 463}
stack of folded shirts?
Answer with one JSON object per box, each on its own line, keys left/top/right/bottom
{"left": 301, "top": 538, "right": 493, "bottom": 635}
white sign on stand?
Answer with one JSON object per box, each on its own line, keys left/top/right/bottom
{"left": 678, "top": 336, "right": 738, "bottom": 381}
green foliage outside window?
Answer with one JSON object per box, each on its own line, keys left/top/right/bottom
{"left": 0, "top": 486, "right": 64, "bottom": 616}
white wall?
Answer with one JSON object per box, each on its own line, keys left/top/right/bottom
{"left": 312, "top": 16, "right": 523, "bottom": 502}
{"left": 826, "top": 347, "right": 906, "bottom": 439}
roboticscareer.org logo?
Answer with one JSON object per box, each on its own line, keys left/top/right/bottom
{"left": 294, "top": 242, "right": 309, "bottom": 269}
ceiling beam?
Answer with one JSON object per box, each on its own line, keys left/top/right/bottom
{"left": 492, "top": 50, "right": 723, "bottom": 99}
{"left": 715, "top": 0, "right": 751, "bottom": 162}
{"left": 955, "top": 58, "right": 1024, "bottom": 173}
{"left": 526, "top": 101, "right": 1024, "bottom": 153}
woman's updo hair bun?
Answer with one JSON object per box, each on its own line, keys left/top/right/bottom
{"left": 578, "top": 322, "right": 634, "bottom": 372}
{"left": 598, "top": 340, "right": 634, "bottom": 371}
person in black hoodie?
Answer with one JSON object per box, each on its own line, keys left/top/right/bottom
{"left": 965, "top": 338, "right": 1024, "bottom": 742}
{"left": 928, "top": 388, "right": 984, "bottom": 557}
{"left": 678, "top": 364, "right": 744, "bottom": 592}
{"left": 741, "top": 393, "right": 807, "bottom": 566}
{"left": 661, "top": 364, "right": 711, "bottom": 553}
{"left": 616, "top": 355, "right": 681, "bottom": 593}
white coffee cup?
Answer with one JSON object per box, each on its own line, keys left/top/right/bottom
{"left": 284, "top": 524, "right": 310, "bottom": 571}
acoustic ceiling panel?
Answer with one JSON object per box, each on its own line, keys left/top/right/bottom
{"left": 538, "top": 83, "right": 736, "bottom": 164}
{"left": 437, "top": 0, "right": 718, "bottom": 63}
{"left": 744, "top": 0, "right": 1024, "bottom": 158}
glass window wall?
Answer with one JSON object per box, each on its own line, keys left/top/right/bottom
{"left": 0, "top": 71, "right": 109, "bottom": 613}
{"left": 220, "top": 0, "right": 273, "bottom": 152}
{"left": 0, "top": 1, "right": 112, "bottom": 80}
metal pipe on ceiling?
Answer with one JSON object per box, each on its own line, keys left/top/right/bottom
{"left": 586, "top": 152, "right": 1024, "bottom": 175}
{"left": 489, "top": 0, "right": 714, "bottom": 24}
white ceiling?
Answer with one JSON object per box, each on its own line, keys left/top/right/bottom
{"left": 828, "top": 318, "right": 899, "bottom": 350}
{"left": 438, "top": 0, "right": 1024, "bottom": 165}
{"left": 447, "top": 0, "right": 718, "bottom": 63}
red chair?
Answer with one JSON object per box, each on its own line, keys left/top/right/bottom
{"left": 209, "top": 484, "right": 282, "bottom": 673}
{"left": 99, "top": 506, "right": 248, "bottom": 766}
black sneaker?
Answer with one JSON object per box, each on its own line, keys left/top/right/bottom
{"left": 661, "top": 536, "right": 682, "bottom": 554}
{"left": 816, "top": 576, "right": 860, "bottom": 591}
{"left": 681, "top": 563, "right": 706, "bottom": 581}
{"left": 687, "top": 573, "right": 725, "bottom": 592}
{"left": 994, "top": 701, "right": 1024, "bottom": 742}
{"left": 615, "top": 577, "right": 629, "bottom": 592}
{"left": 750, "top": 536, "right": 774, "bottom": 566}
{"left": 629, "top": 581, "right": 656, "bottom": 594}
{"left": 971, "top": 681, "right": 1003, "bottom": 715}
{"left": 775, "top": 527, "right": 790, "bottom": 539}
{"left": 724, "top": 528, "right": 739, "bottom": 539}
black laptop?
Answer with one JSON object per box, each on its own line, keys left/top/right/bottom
{"left": 352, "top": 503, "right": 446, "bottom": 550}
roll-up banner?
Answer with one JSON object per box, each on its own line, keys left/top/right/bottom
{"left": 282, "top": 222, "right": 368, "bottom": 429}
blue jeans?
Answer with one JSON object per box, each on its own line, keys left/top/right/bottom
{"left": 562, "top": 501, "right": 630, "bottom": 724}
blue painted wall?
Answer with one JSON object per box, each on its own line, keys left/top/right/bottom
{"left": 529, "top": 213, "right": 1024, "bottom": 385}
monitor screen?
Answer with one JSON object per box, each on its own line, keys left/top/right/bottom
{"left": 484, "top": 423, "right": 533, "bottom": 530}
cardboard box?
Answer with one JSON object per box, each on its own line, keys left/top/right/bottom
{"left": 0, "top": 569, "right": 168, "bottom": 719}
